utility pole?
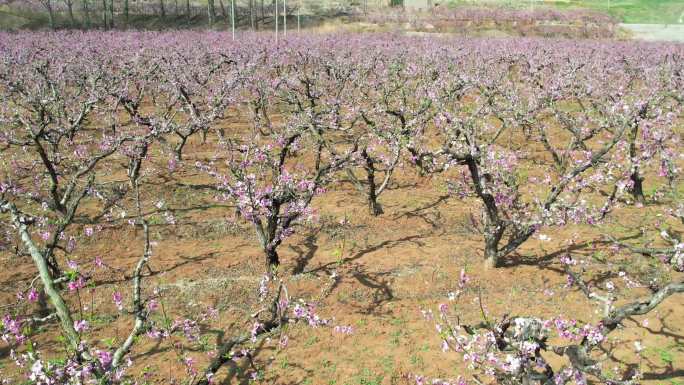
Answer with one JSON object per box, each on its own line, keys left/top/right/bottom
{"left": 231, "top": 0, "right": 235, "bottom": 40}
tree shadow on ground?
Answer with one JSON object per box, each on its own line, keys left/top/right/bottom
{"left": 289, "top": 228, "right": 321, "bottom": 275}
{"left": 642, "top": 369, "right": 684, "bottom": 381}
{"left": 500, "top": 232, "right": 643, "bottom": 270}
{"left": 594, "top": 331, "right": 683, "bottom": 384}
{"left": 219, "top": 330, "right": 299, "bottom": 385}
{"left": 292, "top": 234, "right": 427, "bottom": 314}
{"left": 93, "top": 252, "right": 219, "bottom": 286}
{"left": 304, "top": 234, "right": 428, "bottom": 276}
{"left": 629, "top": 310, "right": 684, "bottom": 344}
{"left": 392, "top": 195, "right": 450, "bottom": 230}
{"left": 349, "top": 264, "right": 395, "bottom": 315}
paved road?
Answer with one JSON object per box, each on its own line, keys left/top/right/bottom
{"left": 620, "top": 23, "right": 684, "bottom": 42}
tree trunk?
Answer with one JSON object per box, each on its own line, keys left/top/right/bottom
{"left": 408, "top": 147, "right": 428, "bottom": 176}
{"left": 483, "top": 230, "right": 500, "bottom": 269}
{"left": 628, "top": 124, "right": 645, "bottom": 204}
{"left": 465, "top": 157, "right": 504, "bottom": 269}
{"left": 630, "top": 167, "right": 645, "bottom": 204}
{"left": 123, "top": 0, "right": 129, "bottom": 27}
{"left": 364, "top": 152, "right": 383, "bottom": 216}
{"left": 108, "top": 0, "right": 114, "bottom": 28}
{"left": 174, "top": 135, "right": 187, "bottom": 161}
{"left": 207, "top": 0, "right": 216, "bottom": 26}
{"left": 219, "top": 0, "right": 228, "bottom": 20}
{"left": 46, "top": 1, "right": 56, "bottom": 30}
{"left": 250, "top": 0, "right": 255, "bottom": 30}
{"left": 186, "top": 0, "right": 191, "bottom": 21}
{"left": 102, "top": 0, "right": 107, "bottom": 29}
{"left": 82, "top": 0, "right": 90, "bottom": 28}
{"left": 481, "top": 184, "right": 506, "bottom": 269}
{"left": 265, "top": 247, "right": 280, "bottom": 274}
{"left": 159, "top": 0, "right": 166, "bottom": 19}
{"left": 266, "top": 248, "right": 279, "bottom": 267}
{"left": 67, "top": 1, "right": 75, "bottom": 27}
{"left": 253, "top": 220, "right": 280, "bottom": 276}
{"left": 6, "top": 205, "right": 81, "bottom": 352}
{"left": 219, "top": 0, "right": 226, "bottom": 21}
{"left": 368, "top": 196, "right": 383, "bottom": 216}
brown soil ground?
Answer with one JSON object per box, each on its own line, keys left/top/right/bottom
{"left": 1, "top": 117, "right": 683, "bottom": 385}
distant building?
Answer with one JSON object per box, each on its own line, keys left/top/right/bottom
{"left": 299, "top": 0, "right": 435, "bottom": 13}
{"left": 401, "top": 0, "right": 433, "bottom": 10}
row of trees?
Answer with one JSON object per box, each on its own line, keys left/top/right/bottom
{"left": 2, "top": 0, "right": 305, "bottom": 30}
{"left": 0, "top": 31, "right": 683, "bottom": 383}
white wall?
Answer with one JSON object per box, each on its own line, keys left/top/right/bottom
{"left": 403, "top": 0, "right": 431, "bottom": 10}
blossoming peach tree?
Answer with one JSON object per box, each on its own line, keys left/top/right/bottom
{"left": 0, "top": 40, "right": 165, "bottom": 382}
{"left": 426, "top": 201, "right": 683, "bottom": 385}
{"left": 0, "top": 33, "right": 347, "bottom": 384}
{"left": 419, "top": 43, "right": 682, "bottom": 268}
{"left": 423, "top": 182, "right": 682, "bottom": 384}
{"left": 198, "top": 48, "right": 361, "bottom": 275}
{"left": 1, "top": 31, "right": 683, "bottom": 384}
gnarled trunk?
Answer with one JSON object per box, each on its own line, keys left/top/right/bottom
{"left": 254, "top": 218, "right": 281, "bottom": 276}
{"left": 265, "top": 247, "right": 280, "bottom": 272}
{"left": 630, "top": 166, "right": 645, "bottom": 204}
{"left": 364, "top": 152, "right": 383, "bottom": 216}
{"left": 4, "top": 203, "right": 80, "bottom": 352}
{"left": 483, "top": 226, "right": 502, "bottom": 269}
{"left": 369, "top": 197, "right": 383, "bottom": 216}
{"left": 628, "top": 108, "right": 646, "bottom": 204}
{"left": 174, "top": 135, "right": 187, "bottom": 161}
{"left": 207, "top": 0, "right": 216, "bottom": 26}
{"left": 465, "top": 156, "right": 504, "bottom": 268}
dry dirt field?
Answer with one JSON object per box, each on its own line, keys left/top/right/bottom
{"left": 2, "top": 112, "right": 682, "bottom": 385}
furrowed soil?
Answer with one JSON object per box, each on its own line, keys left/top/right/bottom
{"left": 1, "top": 115, "right": 683, "bottom": 385}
